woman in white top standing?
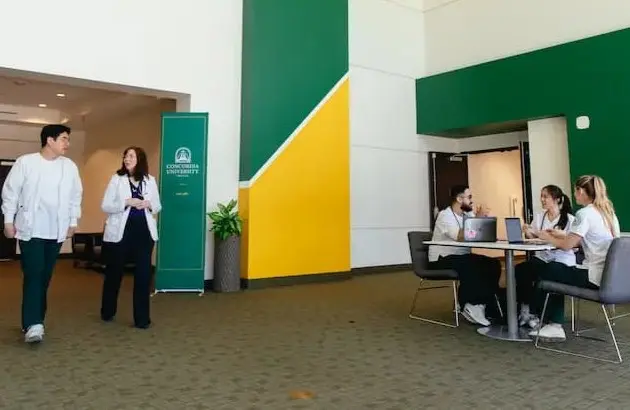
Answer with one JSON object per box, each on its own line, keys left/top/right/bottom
{"left": 515, "top": 185, "right": 575, "bottom": 329}
{"left": 530, "top": 175, "right": 620, "bottom": 341}
{"left": 100, "top": 146, "right": 162, "bottom": 329}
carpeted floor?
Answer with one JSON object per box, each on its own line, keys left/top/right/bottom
{"left": 1, "top": 260, "right": 629, "bottom": 409}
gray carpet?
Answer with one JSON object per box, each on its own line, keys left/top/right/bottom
{"left": 0, "top": 260, "right": 629, "bottom": 409}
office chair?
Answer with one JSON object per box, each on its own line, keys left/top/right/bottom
{"left": 407, "top": 231, "right": 503, "bottom": 328}
{"left": 534, "top": 238, "right": 630, "bottom": 363}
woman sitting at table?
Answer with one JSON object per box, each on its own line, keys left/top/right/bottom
{"left": 515, "top": 184, "right": 575, "bottom": 329}
{"left": 529, "top": 175, "right": 620, "bottom": 341}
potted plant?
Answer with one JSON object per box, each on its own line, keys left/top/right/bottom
{"left": 208, "top": 199, "right": 243, "bottom": 292}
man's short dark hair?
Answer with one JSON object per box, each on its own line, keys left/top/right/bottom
{"left": 449, "top": 184, "right": 469, "bottom": 203}
{"left": 40, "top": 124, "right": 71, "bottom": 147}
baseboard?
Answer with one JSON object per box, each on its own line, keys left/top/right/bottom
{"left": 351, "top": 264, "right": 411, "bottom": 276}
{"left": 204, "top": 270, "right": 353, "bottom": 291}
{"left": 203, "top": 265, "right": 413, "bottom": 292}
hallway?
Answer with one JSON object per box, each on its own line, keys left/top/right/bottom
{"left": 0, "top": 261, "right": 628, "bottom": 409}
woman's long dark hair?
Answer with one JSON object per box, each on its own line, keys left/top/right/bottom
{"left": 542, "top": 184, "right": 572, "bottom": 230}
{"left": 116, "top": 146, "right": 149, "bottom": 182}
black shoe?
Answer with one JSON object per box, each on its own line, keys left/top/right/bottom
{"left": 134, "top": 321, "right": 151, "bottom": 329}
{"left": 101, "top": 315, "right": 114, "bottom": 322}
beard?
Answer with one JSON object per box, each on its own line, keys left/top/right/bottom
{"left": 461, "top": 203, "right": 473, "bottom": 213}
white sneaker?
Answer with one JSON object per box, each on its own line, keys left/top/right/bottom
{"left": 24, "top": 324, "right": 44, "bottom": 344}
{"left": 529, "top": 323, "right": 566, "bottom": 341}
{"left": 462, "top": 303, "right": 491, "bottom": 326}
{"left": 519, "top": 312, "right": 534, "bottom": 326}
{"left": 527, "top": 316, "right": 540, "bottom": 330}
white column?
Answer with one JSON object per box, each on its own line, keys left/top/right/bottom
{"left": 527, "top": 117, "right": 571, "bottom": 216}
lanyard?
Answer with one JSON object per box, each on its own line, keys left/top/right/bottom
{"left": 540, "top": 211, "right": 547, "bottom": 231}
{"left": 129, "top": 178, "right": 143, "bottom": 196}
{"left": 450, "top": 207, "right": 462, "bottom": 229}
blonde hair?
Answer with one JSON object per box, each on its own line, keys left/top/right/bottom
{"left": 575, "top": 175, "right": 617, "bottom": 235}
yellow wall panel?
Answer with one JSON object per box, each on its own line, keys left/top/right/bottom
{"left": 246, "top": 79, "right": 350, "bottom": 279}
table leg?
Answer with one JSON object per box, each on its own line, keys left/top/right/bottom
{"left": 477, "top": 249, "right": 531, "bottom": 342}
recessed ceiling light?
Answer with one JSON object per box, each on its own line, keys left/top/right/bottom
{"left": 56, "top": 93, "right": 66, "bottom": 98}
{"left": 38, "top": 103, "right": 47, "bottom": 108}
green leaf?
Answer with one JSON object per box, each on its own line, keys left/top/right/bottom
{"left": 208, "top": 211, "right": 222, "bottom": 222}
{"left": 207, "top": 199, "right": 243, "bottom": 238}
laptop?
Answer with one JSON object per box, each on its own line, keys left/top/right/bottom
{"left": 461, "top": 216, "right": 497, "bottom": 242}
{"left": 505, "top": 217, "right": 547, "bottom": 244}
{"left": 505, "top": 217, "right": 526, "bottom": 244}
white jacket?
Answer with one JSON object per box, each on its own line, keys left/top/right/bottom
{"left": 101, "top": 174, "right": 162, "bottom": 243}
{"left": 1, "top": 153, "right": 82, "bottom": 242}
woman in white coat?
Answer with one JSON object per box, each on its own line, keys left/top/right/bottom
{"left": 100, "top": 146, "right": 161, "bottom": 329}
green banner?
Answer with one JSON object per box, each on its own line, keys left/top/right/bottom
{"left": 156, "top": 113, "right": 208, "bottom": 293}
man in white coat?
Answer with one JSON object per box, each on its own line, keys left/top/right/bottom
{"left": 1, "top": 124, "right": 83, "bottom": 343}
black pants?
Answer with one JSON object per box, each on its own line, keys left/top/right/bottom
{"left": 19, "top": 238, "right": 62, "bottom": 330}
{"left": 101, "top": 216, "right": 154, "bottom": 327}
{"left": 532, "top": 262, "right": 598, "bottom": 324}
{"left": 429, "top": 253, "right": 501, "bottom": 307}
{"left": 515, "top": 257, "right": 548, "bottom": 312}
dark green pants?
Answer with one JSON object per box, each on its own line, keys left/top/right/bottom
{"left": 533, "top": 262, "right": 598, "bottom": 324}
{"left": 19, "top": 238, "right": 62, "bottom": 330}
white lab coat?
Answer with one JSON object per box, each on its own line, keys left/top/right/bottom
{"left": 101, "top": 174, "right": 162, "bottom": 243}
{"left": 1, "top": 153, "right": 82, "bottom": 242}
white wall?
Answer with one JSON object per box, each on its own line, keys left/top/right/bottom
{"left": 349, "top": 0, "right": 458, "bottom": 268}
{"left": 424, "top": 0, "right": 630, "bottom": 75}
{"left": 0, "top": 0, "right": 243, "bottom": 279}
{"left": 527, "top": 118, "right": 571, "bottom": 217}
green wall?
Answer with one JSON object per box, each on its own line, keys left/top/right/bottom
{"left": 415, "top": 28, "right": 630, "bottom": 228}
{"left": 240, "top": 0, "right": 349, "bottom": 181}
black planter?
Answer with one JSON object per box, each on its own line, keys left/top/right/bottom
{"left": 213, "top": 235, "right": 241, "bottom": 292}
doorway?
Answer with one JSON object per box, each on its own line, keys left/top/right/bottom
{"left": 0, "top": 160, "right": 16, "bottom": 261}
{"left": 428, "top": 152, "right": 469, "bottom": 231}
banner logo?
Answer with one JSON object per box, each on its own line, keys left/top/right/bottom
{"left": 166, "top": 146, "right": 200, "bottom": 177}
{"left": 175, "top": 147, "right": 192, "bottom": 164}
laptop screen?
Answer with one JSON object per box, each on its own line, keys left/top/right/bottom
{"left": 505, "top": 218, "right": 523, "bottom": 242}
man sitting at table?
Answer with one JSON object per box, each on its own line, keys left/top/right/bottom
{"left": 428, "top": 184, "right": 502, "bottom": 326}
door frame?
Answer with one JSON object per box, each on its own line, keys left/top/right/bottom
{"left": 427, "top": 152, "right": 469, "bottom": 231}
{"left": 428, "top": 145, "right": 533, "bottom": 229}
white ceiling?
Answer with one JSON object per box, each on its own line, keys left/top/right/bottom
{"left": 0, "top": 74, "right": 165, "bottom": 129}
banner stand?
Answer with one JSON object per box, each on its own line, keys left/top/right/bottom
{"left": 154, "top": 113, "right": 208, "bottom": 295}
